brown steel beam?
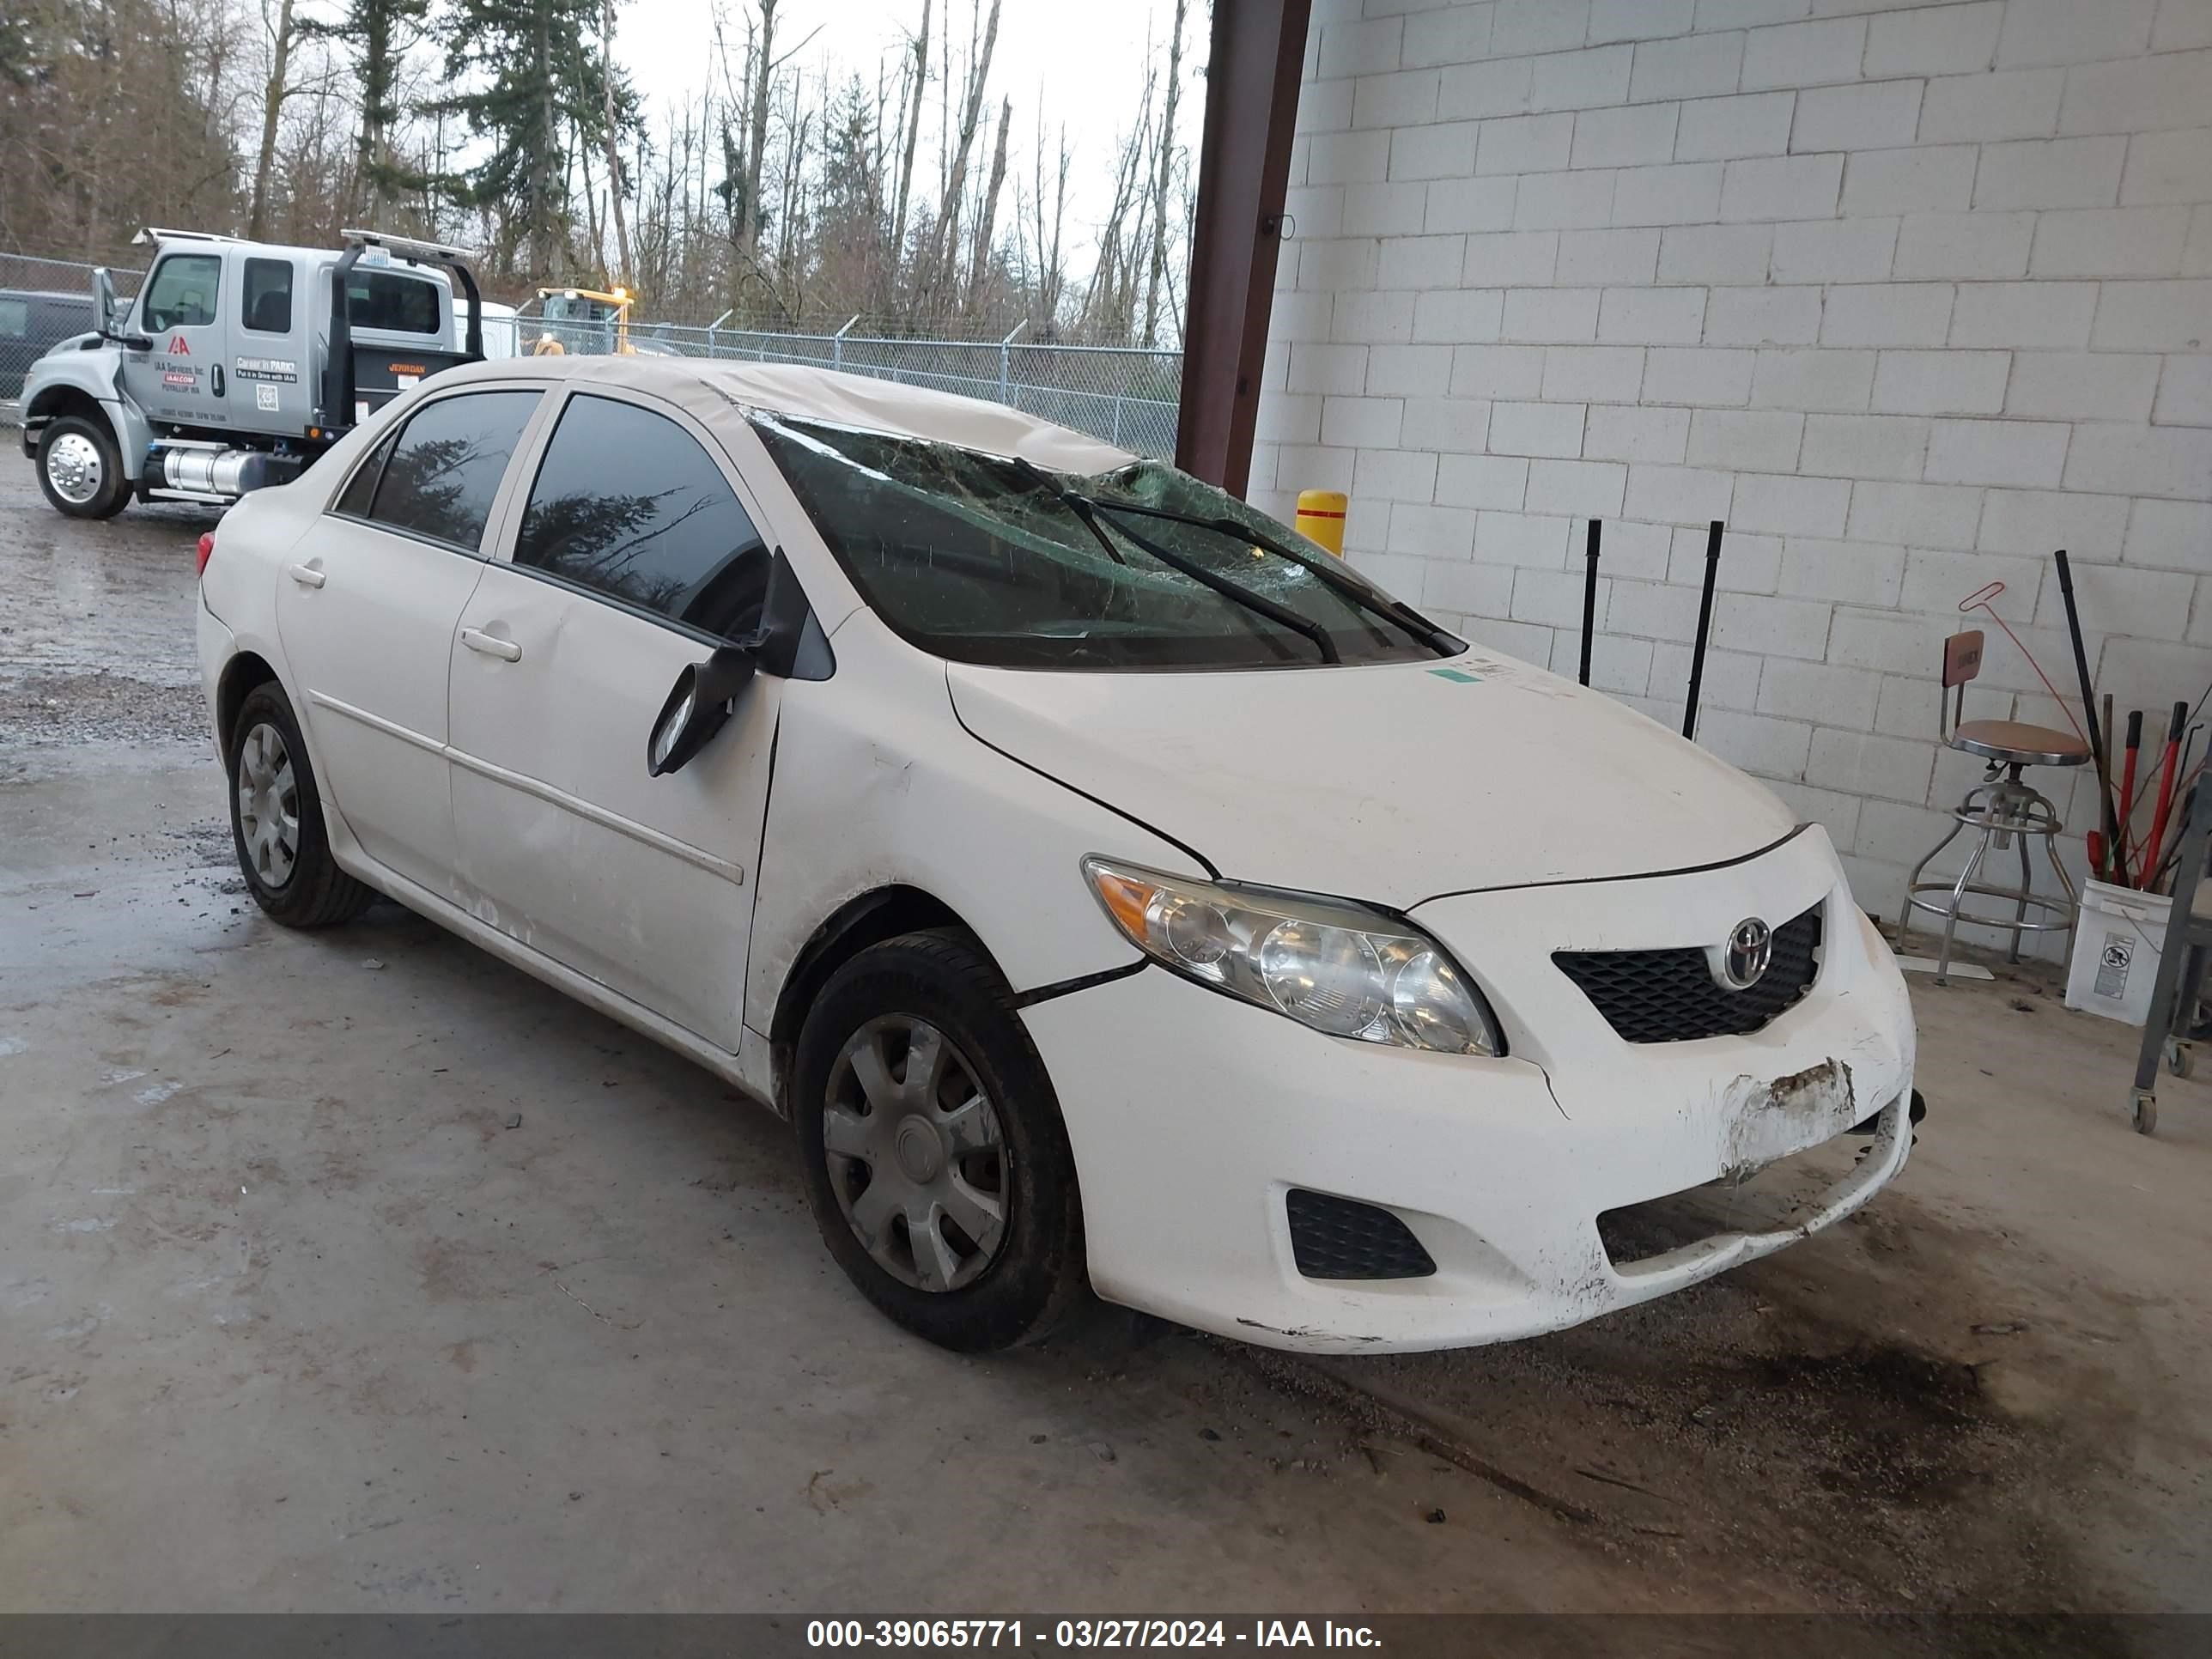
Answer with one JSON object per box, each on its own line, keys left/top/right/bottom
{"left": 1176, "top": 0, "right": 1313, "bottom": 496}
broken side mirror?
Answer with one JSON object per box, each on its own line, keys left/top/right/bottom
{"left": 647, "top": 645, "right": 757, "bottom": 778}
{"left": 646, "top": 547, "right": 836, "bottom": 779}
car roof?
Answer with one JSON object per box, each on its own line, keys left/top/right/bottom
{"left": 432, "top": 354, "right": 1141, "bottom": 477}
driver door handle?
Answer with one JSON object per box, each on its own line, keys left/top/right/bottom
{"left": 288, "top": 562, "right": 325, "bottom": 587}
{"left": 461, "top": 627, "right": 523, "bottom": 663}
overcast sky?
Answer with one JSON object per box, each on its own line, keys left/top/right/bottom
{"left": 616, "top": 0, "right": 1208, "bottom": 268}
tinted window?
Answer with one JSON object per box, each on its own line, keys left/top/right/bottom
{"left": 514, "top": 395, "right": 769, "bottom": 640}
{"left": 0, "top": 299, "right": 27, "bottom": 337}
{"left": 142, "top": 255, "right": 220, "bottom": 332}
{"left": 752, "top": 417, "right": 1442, "bottom": 671}
{"left": 347, "top": 270, "right": 441, "bottom": 335}
{"left": 365, "top": 391, "right": 539, "bottom": 552}
{"left": 241, "top": 258, "right": 293, "bottom": 333}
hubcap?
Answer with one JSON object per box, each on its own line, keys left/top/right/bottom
{"left": 235, "top": 722, "right": 301, "bottom": 890}
{"left": 46, "top": 432, "right": 103, "bottom": 505}
{"left": 823, "top": 1016, "right": 1009, "bottom": 1293}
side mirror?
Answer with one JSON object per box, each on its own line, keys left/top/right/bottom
{"left": 647, "top": 644, "right": 758, "bottom": 777}
{"left": 91, "top": 266, "right": 118, "bottom": 334}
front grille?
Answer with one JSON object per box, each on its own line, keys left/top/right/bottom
{"left": 1285, "top": 1189, "right": 1437, "bottom": 1280}
{"left": 1553, "top": 902, "right": 1823, "bottom": 1044}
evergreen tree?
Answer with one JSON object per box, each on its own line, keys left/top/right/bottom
{"left": 435, "top": 0, "right": 633, "bottom": 278}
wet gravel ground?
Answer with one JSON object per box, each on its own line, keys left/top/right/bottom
{"left": 4, "top": 443, "right": 2208, "bottom": 1627}
{"left": 0, "top": 447, "right": 216, "bottom": 763}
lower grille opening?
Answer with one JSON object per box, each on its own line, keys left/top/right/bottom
{"left": 1286, "top": 1188, "right": 1437, "bottom": 1280}
{"left": 1596, "top": 1121, "right": 1881, "bottom": 1269}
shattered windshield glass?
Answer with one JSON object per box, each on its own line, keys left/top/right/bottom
{"left": 750, "top": 415, "right": 1457, "bottom": 672}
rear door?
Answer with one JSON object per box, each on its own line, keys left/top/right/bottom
{"left": 448, "top": 387, "right": 783, "bottom": 1049}
{"left": 231, "top": 252, "right": 310, "bottom": 437}
{"left": 277, "top": 385, "right": 549, "bottom": 896}
{"left": 130, "top": 250, "right": 230, "bottom": 428}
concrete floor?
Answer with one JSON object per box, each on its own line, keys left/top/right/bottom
{"left": 2, "top": 448, "right": 2209, "bottom": 1616}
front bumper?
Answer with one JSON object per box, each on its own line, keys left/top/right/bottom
{"left": 1022, "top": 826, "right": 1914, "bottom": 1353}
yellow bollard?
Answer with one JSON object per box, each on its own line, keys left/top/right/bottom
{"left": 1294, "top": 489, "right": 1348, "bottom": 556}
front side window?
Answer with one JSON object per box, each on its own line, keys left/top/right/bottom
{"left": 241, "top": 258, "right": 293, "bottom": 334}
{"left": 751, "top": 416, "right": 1449, "bottom": 672}
{"left": 514, "top": 394, "right": 770, "bottom": 641}
{"left": 347, "top": 270, "right": 441, "bottom": 335}
{"left": 362, "top": 390, "right": 539, "bottom": 552}
{"left": 141, "top": 255, "right": 221, "bottom": 332}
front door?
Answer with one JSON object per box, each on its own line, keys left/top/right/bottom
{"left": 229, "top": 252, "right": 311, "bottom": 438}
{"left": 129, "top": 251, "right": 229, "bottom": 428}
{"left": 276, "top": 386, "right": 546, "bottom": 895}
{"left": 448, "top": 388, "right": 782, "bottom": 1051}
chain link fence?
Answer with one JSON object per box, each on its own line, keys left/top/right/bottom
{"left": 2, "top": 249, "right": 1184, "bottom": 456}
{"left": 520, "top": 301, "right": 1184, "bottom": 458}
{"left": 1, "top": 252, "right": 141, "bottom": 414}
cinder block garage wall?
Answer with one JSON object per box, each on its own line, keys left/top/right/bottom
{"left": 1249, "top": 0, "right": 2212, "bottom": 939}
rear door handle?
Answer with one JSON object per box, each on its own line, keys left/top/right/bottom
{"left": 461, "top": 627, "right": 522, "bottom": 663}
{"left": 288, "top": 562, "right": 325, "bottom": 587}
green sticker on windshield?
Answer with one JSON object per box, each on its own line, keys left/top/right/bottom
{"left": 1429, "top": 667, "right": 1482, "bottom": 684}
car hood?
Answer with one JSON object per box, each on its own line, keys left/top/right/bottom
{"left": 946, "top": 648, "right": 1797, "bottom": 908}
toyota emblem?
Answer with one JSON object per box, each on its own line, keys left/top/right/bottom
{"left": 1723, "top": 917, "right": 1773, "bottom": 989}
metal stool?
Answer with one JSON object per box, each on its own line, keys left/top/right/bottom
{"left": 1905, "top": 629, "right": 2088, "bottom": 983}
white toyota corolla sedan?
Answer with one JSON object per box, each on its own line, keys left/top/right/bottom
{"left": 196, "top": 355, "right": 1917, "bottom": 1354}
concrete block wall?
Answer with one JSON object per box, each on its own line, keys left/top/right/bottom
{"left": 1252, "top": 0, "right": 2212, "bottom": 944}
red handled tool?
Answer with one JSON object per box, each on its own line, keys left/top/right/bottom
{"left": 2142, "top": 701, "right": 2189, "bottom": 885}
{"left": 2118, "top": 709, "right": 2143, "bottom": 884}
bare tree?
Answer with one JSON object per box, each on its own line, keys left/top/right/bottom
{"left": 887, "top": 0, "right": 928, "bottom": 278}
{"left": 915, "top": 0, "right": 997, "bottom": 318}
{"left": 599, "top": 0, "right": 630, "bottom": 283}
{"left": 1140, "top": 0, "right": 1186, "bottom": 349}
{"left": 963, "top": 94, "right": 1007, "bottom": 313}
{"left": 246, "top": 0, "right": 299, "bottom": 239}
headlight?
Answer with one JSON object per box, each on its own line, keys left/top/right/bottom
{"left": 1083, "top": 857, "right": 1502, "bottom": 1055}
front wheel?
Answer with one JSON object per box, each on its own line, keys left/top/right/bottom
{"left": 37, "top": 416, "right": 130, "bottom": 520}
{"left": 793, "top": 931, "right": 1088, "bottom": 1352}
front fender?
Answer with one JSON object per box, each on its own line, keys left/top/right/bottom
{"left": 23, "top": 348, "right": 148, "bottom": 478}
{"left": 746, "top": 611, "right": 1198, "bottom": 1044}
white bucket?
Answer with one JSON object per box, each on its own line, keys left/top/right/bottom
{"left": 2063, "top": 878, "right": 2171, "bottom": 1025}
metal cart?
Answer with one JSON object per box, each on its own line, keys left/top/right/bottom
{"left": 2130, "top": 778, "right": 2212, "bottom": 1134}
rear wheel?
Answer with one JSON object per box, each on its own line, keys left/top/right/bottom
{"left": 793, "top": 931, "right": 1088, "bottom": 1351}
{"left": 228, "top": 682, "right": 376, "bottom": 928}
{"left": 37, "top": 416, "right": 130, "bottom": 520}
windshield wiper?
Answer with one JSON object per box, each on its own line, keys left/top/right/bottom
{"left": 995, "top": 455, "right": 1338, "bottom": 665}
{"left": 1079, "top": 495, "right": 1462, "bottom": 657}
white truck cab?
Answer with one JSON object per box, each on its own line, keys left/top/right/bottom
{"left": 20, "top": 227, "right": 484, "bottom": 518}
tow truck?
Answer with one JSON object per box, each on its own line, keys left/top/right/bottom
{"left": 19, "top": 226, "right": 484, "bottom": 519}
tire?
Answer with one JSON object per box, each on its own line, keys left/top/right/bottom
{"left": 793, "top": 930, "right": 1088, "bottom": 1352}
{"left": 228, "top": 682, "right": 376, "bottom": 928}
{"left": 37, "top": 415, "right": 131, "bottom": 520}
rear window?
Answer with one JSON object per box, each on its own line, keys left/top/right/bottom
{"left": 347, "top": 270, "right": 441, "bottom": 335}
{"left": 354, "top": 389, "right": 539, "bottom": 552}
{"left": 241, "top": 258, "right": 293, "bottom": 334}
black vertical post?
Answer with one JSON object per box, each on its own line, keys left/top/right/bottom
{"left": 1682, "top": 519, "right": 1724, "bottom": 741}
{"left": 2054, "top": 549, "right": 2120, "bottom": 872}
{"left": 1578, "top": 519, "right": 1601, "bottom": 687}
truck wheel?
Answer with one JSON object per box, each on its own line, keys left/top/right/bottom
{"left": 38, "top": 416, "right": 130, "bottom": 520}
